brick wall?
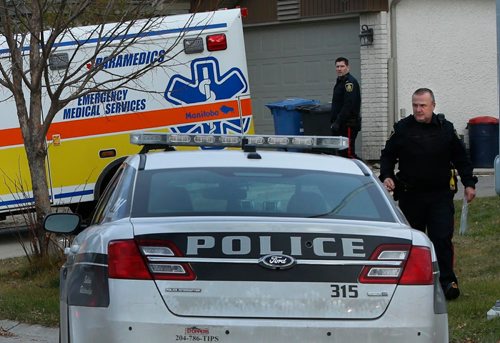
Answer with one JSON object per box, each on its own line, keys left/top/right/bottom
{"left": 359, "top": 12, "right": 390, "bottom": 161}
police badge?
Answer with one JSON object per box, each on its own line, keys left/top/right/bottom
{"left": 345, "top": 82, "right": 353, "bottom": 92}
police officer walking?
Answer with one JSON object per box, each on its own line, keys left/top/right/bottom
{"left": 330, "top": 57, "right": 361, "bottom": 158}
{"left": 379, "top": 88, "right": 477, "bottom": 300}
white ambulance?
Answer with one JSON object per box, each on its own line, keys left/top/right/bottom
{"left": 0, "top": 8, "right": 252, "bottom": 219}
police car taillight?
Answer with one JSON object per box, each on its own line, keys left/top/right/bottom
{"left": 207, "top": 33, "right": 227, "bottom": 51}
{"left": 130, "top": 132, "right": 348, "bottom": 150}
{"left": 138, "top": 239, "right": 195, "bottom": 281}
{"left": 358, "top": 244, "right": 433, "bottom": 285}
{"left": 108, "top": 240, "right": 152, "bottom": 280}
{"left": 108, "top": 239, "right": 195, "bottom": 280}
{"left": 399, "top": 246, "right": 433, "bottom": 285}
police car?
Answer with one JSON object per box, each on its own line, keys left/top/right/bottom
{"left": 44, "top": 132, "right": 449, "bottom": 343}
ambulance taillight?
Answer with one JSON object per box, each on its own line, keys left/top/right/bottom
{"left": 238, "top": 7, "right": 248, "bottom": 18}
{"left": 207, "top": 34, "right": 227, "bottom": 51}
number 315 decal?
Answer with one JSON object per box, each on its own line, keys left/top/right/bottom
{"left": 330, "top": 284, "right": 359, "bottom": 298}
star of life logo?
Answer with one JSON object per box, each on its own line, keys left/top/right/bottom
{"left": 165, "top": 57, "right": 250, "bottom": 145}
{"left": 164, "top": 57, "right": 248, "bottom": 105}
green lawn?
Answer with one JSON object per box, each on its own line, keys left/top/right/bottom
{"left": 448, "top": 196, "right": 500, "bottom": 343}
{"left": 0, "top": 196, "right": 499, "bottom": 341}
{"left": 0, "top": 256, "right": 60, "bottom": 327}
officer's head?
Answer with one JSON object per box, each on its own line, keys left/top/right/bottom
{"left": 335, "top": 57, "right": 350, "bottom": 77}
{"left": 412, "top": 88, "right": 435, "bottom": 124}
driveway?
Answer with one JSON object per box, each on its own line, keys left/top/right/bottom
{"left": 0, "top": 320, "right": 57, "bottom": 343}
{"left": 455, "top": 172, "right": 497, "bottom": 199}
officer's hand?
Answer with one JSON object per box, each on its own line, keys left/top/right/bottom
{"left": 383, "top": 178, "right": 395, "bottom": 192}
{"left": 330, "top": 122, "right": 340, "bottom": 134}
{"left": 464, "top": 186, "right": 476, "bottom": 203}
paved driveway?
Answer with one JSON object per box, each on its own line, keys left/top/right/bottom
{"left": 455, "top": 173, "right": 497, "bottom": 199}
{"left": 0, "top": 320, "right": 57, "bottom": 343}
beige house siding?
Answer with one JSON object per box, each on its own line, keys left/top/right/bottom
{"left": 394, "top": 0, "right": 498, "bottom": 145}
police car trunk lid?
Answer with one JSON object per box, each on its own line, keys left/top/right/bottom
{"left": 132, "top": 218, "right": 413, "bottom": 319}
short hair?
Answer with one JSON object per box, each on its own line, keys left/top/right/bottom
{"left": 335, "top": 57, "right": 349, "bottom": 66}
{"left": 413, "top": 88, "right": 435, "bottom": 102}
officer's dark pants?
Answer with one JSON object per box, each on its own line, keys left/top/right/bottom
{"left": 336, "top": 127, "right": 359, "bottom": 159}
{"left": 398, "top": 189, "right": 457, "bottom": 287}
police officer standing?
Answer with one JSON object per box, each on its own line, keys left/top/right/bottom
{"left": 379, "top": 88, "right": 477, "bottom": 300}
{"left": 331, "top": 57, "right": 361, "bottom": 158}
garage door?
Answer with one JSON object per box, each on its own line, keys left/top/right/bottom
{"left": 244, "top": 18, "right": 360, "bottom": 134}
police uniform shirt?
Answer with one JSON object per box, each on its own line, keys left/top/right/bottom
{"left": 331, "top": 73, "right": 361, "bottom": 130}
{"left": 379, "top": 114, "right": 476, "bottom": 191}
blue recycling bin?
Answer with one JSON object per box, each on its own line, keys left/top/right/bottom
{"left": 266, "top": 98, "right": 319, "bottom": 135}
{"left": 468, "top": 116, "right": 499, "bottom": 168}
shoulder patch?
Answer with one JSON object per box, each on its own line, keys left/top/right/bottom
{"left": 345, "top": 82, "right": 354, "bottom": 92}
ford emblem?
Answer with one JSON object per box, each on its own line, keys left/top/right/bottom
{"left": 258, "top": 254, "right": 296, "bottom": 270}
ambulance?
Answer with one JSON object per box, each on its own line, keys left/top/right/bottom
{"left": 0, "top": 8, "right": 252, "bottom": 219}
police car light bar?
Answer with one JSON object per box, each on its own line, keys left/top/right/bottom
{"left": 130, "top": 132, "right": 348, "bottom": 150}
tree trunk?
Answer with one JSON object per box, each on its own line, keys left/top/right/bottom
{"left": 23, "top": 135, "right": 51, "bottom": 257}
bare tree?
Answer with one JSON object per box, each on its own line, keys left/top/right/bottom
{"left": 0, "top": 0, "right": 199, "bottom": 257}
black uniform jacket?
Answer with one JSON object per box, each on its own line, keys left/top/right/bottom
{"left": 379, "top": 114, "right": 476, "bottom": 191}
{"left": 331, "top": 73, "right": 361, "bottom": 130}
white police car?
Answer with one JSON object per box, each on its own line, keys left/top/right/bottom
{"left": 44, "top": 132, "right": 448, "bottom": 343}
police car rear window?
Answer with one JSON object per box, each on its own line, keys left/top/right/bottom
{"left": 131, "top": 167, "right": 395, "bottom": 222}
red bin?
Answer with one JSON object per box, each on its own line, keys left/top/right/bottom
{"left": 467, "top": 116, "right": 499, "bottom": 168}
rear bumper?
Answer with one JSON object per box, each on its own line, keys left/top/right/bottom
{"left": 66, "top": 281, "right": 448, "bottom": 343}
{"left": 69, "top": 315, "right": 448, "bottom": 343}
